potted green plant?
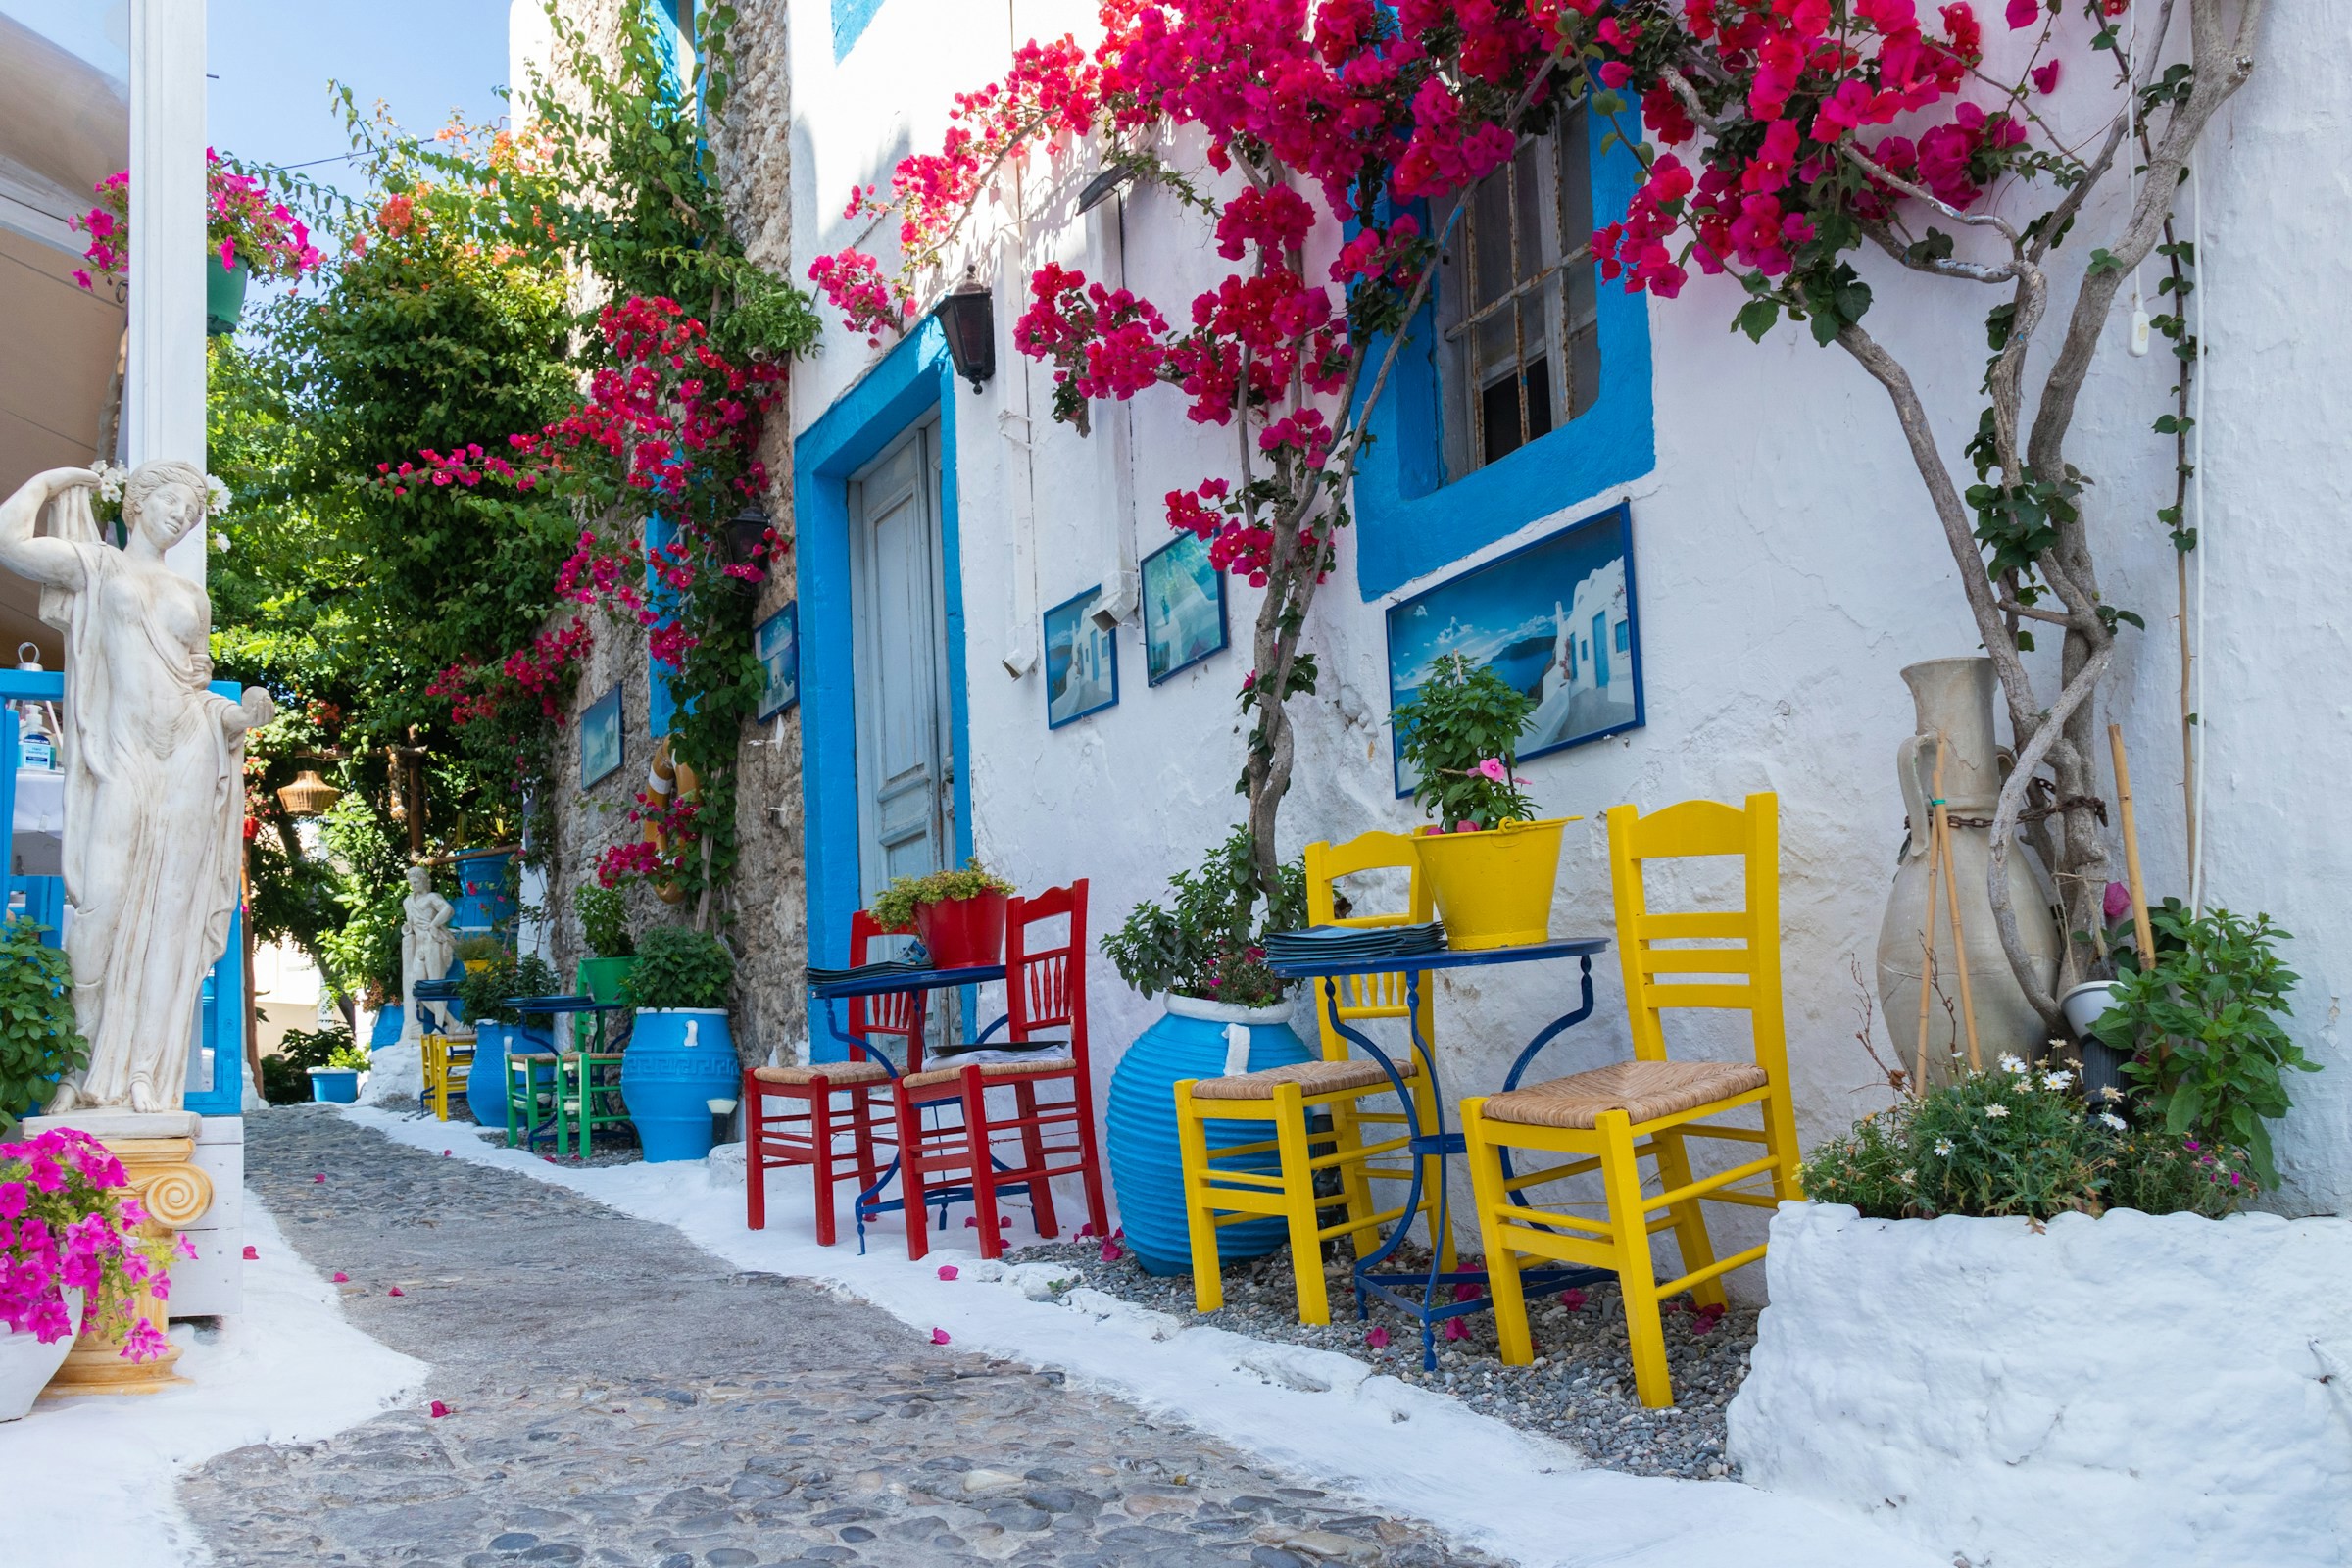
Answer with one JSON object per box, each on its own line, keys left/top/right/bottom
{"left": 0, "top": 916, "right": 85, "bottom": 1133}
{"left": 1099, "top": 828, "right": 1315, "bottom": 1275}
{"left": 2090, "top": 906, "right": 2315, "bottom": 1188}
{"left": 869, "top": 859, "right": 1018, "bottom": 969}
{"left": 1394, "top": 653, "right": 1568, "bottom": 950}
{"left": 619, "top": 926, "right": 738, "bottom": 1162}
{"left": 305, "top": 1040, "right": 371, "bottom": 1105}
{"left": 0, "top": 1126, "right": 173, "bottom": 1418}
{"left": 263, "top": 1023, "right": 356, "bottom": 1106}
{"left": 573, "top": 883, "right": 637, "bottom": 1004}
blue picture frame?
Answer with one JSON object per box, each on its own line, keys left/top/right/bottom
{"left": 1385, "top": 502, "right": 1643, "bottom": 797}
{"left": 756, "top": 600, "right": 800, "bottom": 720}
{"left": 1044, "top": 584, "right": 1119, "bottom": 728}
{"left": 580, "top": 682, "right": 624, "bottom": 789}
{"left": 1141, "top": 532, "right": 1229, "bottom": 685}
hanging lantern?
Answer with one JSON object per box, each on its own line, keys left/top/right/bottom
{"left": 937, "top": 270, "right": 997, "bottom": 392}
{"left": 276, "top": 767, "right": 342, "bottom": 818}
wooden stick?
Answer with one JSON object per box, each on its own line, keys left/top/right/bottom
{"left": 1931, "top": 733, "right": 1984, "bottom": 1073}
{"left": 2109, "top": 723, "right": 2156, "bottom": 963}
{"left": 1913, "top": 738, "right": 1949, "bottom": 1093}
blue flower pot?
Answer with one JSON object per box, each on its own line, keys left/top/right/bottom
{"left": 462, "top": 1021, "right": 555, "bottom": 1127}
{"left": 1105, "top": 995, "right": 1314, "bottom": 1277}
{"left": 620, "top": 1008, "right": 737, "bottom": 1162}
{"left": 368, "top": 1003, "right": 405, "bottom": 1049}
{"left": 451, "top": 848, "right": 517, "bottom": 933}
{"left": 308, "top": 1067, "right": 360, "bottom": 1104}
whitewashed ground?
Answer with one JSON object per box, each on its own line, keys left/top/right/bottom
{"left": 344, "top": 1104, "right": 1936, "bottom": 1568}
{"left": 0, "top": 1192, "right": 425, "bottom": 1565}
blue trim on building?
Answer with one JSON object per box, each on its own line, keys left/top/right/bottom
{"left": 793, "top": 319, "right": 975, "bottom": 1014}
{"left": 831, "top": 0, "right": 888, "bottom": 60}
{"left": 645, "top": 512, "right": 679, "bottom": 738}
{"left": 1350, "top": 125, "right": 1656, "bottom": 600}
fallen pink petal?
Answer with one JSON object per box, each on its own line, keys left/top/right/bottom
{"left": 428, "top": 1399, "right": 450, "bottom": 1418}
{"left": 241, "top": 1245, "right": 258, "bottom": 1261}
{"left": 388, "top": 1287, "right": 405, "bottom": 1297}
{"left": 937, "top": 1264, "right": 959, "bottom": 1280}
{"left": 930, "top": 1327, "right": 951, "bottom": 1345}
{"left": 1365, "top": 1326, "right": 1391, "bottom": 1349}
{"left": 331, "top": 1272, "right": 349, "bottom": 1283}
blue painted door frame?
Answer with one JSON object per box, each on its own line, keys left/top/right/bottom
{"left": 793, "top": 320, "right": 976, "bottom": 1026}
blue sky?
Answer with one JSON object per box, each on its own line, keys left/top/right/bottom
{"left": 2, "top": 0, "right": 512, "bottom": 203}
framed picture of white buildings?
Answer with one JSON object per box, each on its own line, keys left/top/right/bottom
{"left": 580, "top": 683, "right": 624, "bottom": 789}
{"left": 1044, "top": 585, "right": 1120, "bottom": 728}
{"left": 756, "top": 600, "right": 799, "bottom": 720}
{"left": 1385, "top": 502, "right": 1642, "bottom": 796}
{"left": 1141, "top": 533, "right": 1228, "bottom": 685}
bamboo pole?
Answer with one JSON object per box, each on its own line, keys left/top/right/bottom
{"left": 1912, "top": 738, "right": 1949, "bottom": 1092}
{"left": 2109, "top": 723, "right": 2156, "bottom": 963}
{"left": 1931, "top": 734, "right": 1984, "bottom": 1072}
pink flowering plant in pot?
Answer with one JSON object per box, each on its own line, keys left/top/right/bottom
{"left": 1395, "top": 655, "right": 1540, "bottom": 834}
{"left": 0, "top": 1127, "right": 178, "bottom": 1362}
{"left": 70, "top": 149, "right": 324, "bottom": 292}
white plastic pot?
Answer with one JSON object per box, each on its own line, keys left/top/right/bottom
{"left": 2059, "top": 979, "right": 2121, "bottom": 1038}
{"left": 0, "top": 1288, "right": 82, "bottom": 1420}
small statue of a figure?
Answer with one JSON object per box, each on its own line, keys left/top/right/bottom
{"left": 399, "top": 865, "right": 457, "bottom": 1042}
{"left": 0, "top": 464, "right": 271, "bottom": 1114}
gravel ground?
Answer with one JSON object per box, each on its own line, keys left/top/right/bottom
{"left": 184, "top": 1107, "right": 1499, "bottom": 1567}
{"left": 1006, "top": 1239, "right": 1753, "bottom": 1481}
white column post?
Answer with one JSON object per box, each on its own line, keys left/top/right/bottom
{"left": 127, "top": 0, "right": 209, "bottom": 584}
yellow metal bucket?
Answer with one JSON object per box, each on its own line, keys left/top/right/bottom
{"left": 1411, "top": 816, "right": 1571, "bottom": 951}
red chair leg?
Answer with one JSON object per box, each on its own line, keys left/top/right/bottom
{"left": 744, "top": 1073, "right": 768, "bottom": 1232}
{"left": 808, "top": 1081, "right": 837, "bottom": 1248}
{"left": 965, "top": 1067, "right": 1007, "bottom": 1261}
{"left": 900, "top": 1089, "right": 932, "bottom": 1262}
{"left": 1014, "top": 1080, "right": 1059, "bottom": 1239}
{"left": 1073, "top": 1076, "right": 1112, "bottom": 1238}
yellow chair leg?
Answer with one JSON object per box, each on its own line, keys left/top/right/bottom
{"left": 1326, "top": 1098, "right": 1379, "bottom": 1257}
{"left": 1271, "top": 1084, "right": 1330, "bottom": 1326}
{"left": 1173, "top": 1082, "right": 1225, "bottom": 1314}
{"left": 1651, "top": 1129, "right": 1727, "bottom": 1311}
{"left": 1464, "top": 1102, "right": 1535, "bottom": 1366}
{"left": 1597, "top": 1109, "right": 1673, "bottom": 1408}
{"left": 1764, "top": 1086, "right": 1804, "bottom": 1200}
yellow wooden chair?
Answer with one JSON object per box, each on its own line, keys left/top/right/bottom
{"left": 420, "top": 1031, "right": 475, "bottom": 1122}
{"left": 1461, "top": 792, "right": 1801, "bottom": 1407}
{"left": 1174, "top": 829, "right": 1453, "bottom": 1325}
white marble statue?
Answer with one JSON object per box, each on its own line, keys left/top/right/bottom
{"left": 399, "top": 865, "right": 456, "bottom": 1043}
{"left": 0, "top": 464, "right": 272, "bottom": 1114}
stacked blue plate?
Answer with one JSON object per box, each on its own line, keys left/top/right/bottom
{"left": 1262, "top": 923, "right": 1448, "bottom": 966}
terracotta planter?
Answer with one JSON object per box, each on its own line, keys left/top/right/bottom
{"left": 913, "top": 891, "right": 1008, "bottom": 969}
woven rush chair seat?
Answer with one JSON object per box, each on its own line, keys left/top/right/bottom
{"left": 1190, "top": 1055, "right": 1421, "bottom": 1101}
{"left": 899, "top": 1055, "right": 1074, "bottom": 1092}
{"left": 1482, "top": 1059, "right": 1767, "bottom": 1130}
{"left": 753, "top": 1060, "right": 893, "bottom": 1087}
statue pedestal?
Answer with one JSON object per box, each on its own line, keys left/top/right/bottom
{"left": 22, "top": 1110, "right": 214, "bottom": 1396}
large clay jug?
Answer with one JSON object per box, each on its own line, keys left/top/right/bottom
{"left": 1874, "top": 658, "right": 2062, "bottom": 1083}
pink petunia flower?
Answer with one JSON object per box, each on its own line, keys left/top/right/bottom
{"left": 1476, "top": 758, "right": 1507, "bottom": 782}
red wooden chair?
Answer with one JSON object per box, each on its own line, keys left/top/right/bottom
{"left": 890, "top": 880, "right": 1110, "bottom": 1261}
{"left": 744, "top": 910, "right": 925, "bottom": 1245}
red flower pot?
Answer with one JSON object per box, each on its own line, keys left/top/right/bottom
{"left": 913, "top": 891, "right": 1008, "bottom": 969}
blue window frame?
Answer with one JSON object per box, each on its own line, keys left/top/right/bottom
{"left": 831, "top": 0, "right": 888, "bottom": 60}
{"left": 1350, "top": 111, "right": 1654, "bottom": 601}
{"left": 645, "top": 512, "right": 680, "bottom": 737}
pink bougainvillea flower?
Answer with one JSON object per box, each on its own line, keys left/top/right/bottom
{"left": 1452, "top": 1282, "right": 1483, "bottom": 1302}
{"left": 442, "top": 1150, "right": 452, "bottom": 1157}
{"left": 2006, "top": 0, "right": 2041, "bottom": 24}
{"left": 1099, "top": 1241, "right": 1124, "bottom": 1264}
{"left": 1441, "top": 1317, "right": 1470, "bottom": 1343}
{"left": 937, "top": 1264, "right": 959, "bottom": 1281}
{"left": 429, "top": 1399, "right": 451, "bottom": 1418}
{"left": 2031, "top": 60, "right": 2063, "bottom": 94}
{"left": 241, "top": 1245, "right": 258, "bottom": 1261}
{"left": 1365, "top": 1327, "right": 1391, "bottom": 1349}
{"left": 313, "top": 1174, "right": 325, "bottom": 1183}
{"left": 2104, "top": 881, "right": 2132, "bottom": 920}
{"left": 1559, "top": 1289, "right": 1588, "bottom": 1310}
{"left": 930, "top": 1327, "right": 952, "bottom": 1345}
{"left": 331, "top": 1272, "right": 349, "bottom": 1283}
{"left": 1077, "top": 1222, "right": 1097, "bottom": 1238}
{"left": 387, "top": 1287, "right": 405, "bottom": 1298}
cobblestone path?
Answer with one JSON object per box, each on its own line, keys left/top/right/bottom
{"left": 180, "top": 1110, "right": 1495, "bottom": 1568}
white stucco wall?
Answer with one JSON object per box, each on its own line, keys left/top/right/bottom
{"left": 1728, "top": 1201, "right": 2352, "bottom": 1568}
{"left": 778, "top": 0, "right": 2352, "bottom": 1240}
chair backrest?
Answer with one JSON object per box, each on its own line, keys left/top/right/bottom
{"left": 1605, "top": 793, "right": 1787, "bottom": 1081}
{"left": 1005, "top": 879, "right": 1087, "bottom": 1059}
{"left": 1302, "top": 830, "right": 1436, "bottom": 1063}
{"left": 847, "top": 908, "right": 926, "bottom": 1063}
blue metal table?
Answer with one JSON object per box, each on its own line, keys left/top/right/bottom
{"left": 807, "top": 964, "right": 1023, "bottom": 1252}
{"left": 1266, "top": 935, "right": 1615, "bottom": 1368}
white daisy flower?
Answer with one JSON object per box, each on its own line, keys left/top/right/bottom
{"left": 1898, "top": 1168, "right": 1917, "bottom": 1186}
{"left": 2011, "top": 1079, "right": 2034, "bottom": 1094}
{"left": 2098, "top": 1085, "right": 2124, "bottom": 1102}
{"left": 89, "top": 459, "right": 125, "bottom": 504}
{"left": 2041, "top": 1069, "right": 2074, "bottom": 1092}
{"left": 1984, "top": 1103, "right": 2011, "bottom": 1119}
{"left": 204, "top": 474, "right": 232, "bottom": 516}
{"left": 2097, "top": 1112, "right": 2128, "bottom": 1132}
{"left": 1934, "top": 1138, "right": 1955, "bottom": 1157}
{"left": 1998, "top": 1053, "right": 2027, "bottom": 1076}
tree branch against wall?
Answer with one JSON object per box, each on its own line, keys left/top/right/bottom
{"left": 1577, "top": 0, "right": 2262, "bottom": 1021}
